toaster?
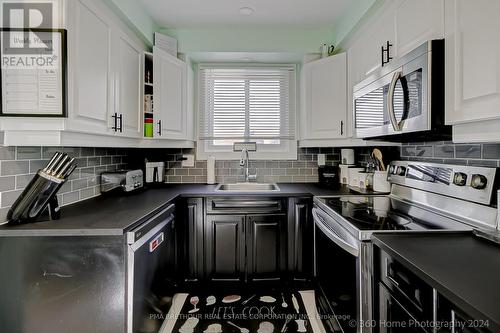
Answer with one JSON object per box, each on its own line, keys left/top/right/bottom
{"left": 100, "top": 170, "right": 144, "bottom": 193}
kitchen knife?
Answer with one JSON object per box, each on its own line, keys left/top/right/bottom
{"left": 56, "top": 157, "right": 76, "bottom": 179}
{"left": 61, "top": 163, "right": 77, "bottom": 180}
{"left": 51, "top": 154, "right": 69, "bottom": 176}
{"left": 45, "top": 153, "right": 64, "bottom": 174}
{"left": 43, "top": 152, "right": 61, "bottom": 173}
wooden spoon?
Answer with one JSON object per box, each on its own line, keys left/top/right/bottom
{"left": 372, "top": 148, "right": 386, "bottom": 171}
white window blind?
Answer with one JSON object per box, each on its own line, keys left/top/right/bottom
{"left": 199, "top": 66, "right": 295, "bottom": 143}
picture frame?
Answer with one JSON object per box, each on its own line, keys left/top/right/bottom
{"left": 0, "top": 28, "right": 67, "bottom": 117}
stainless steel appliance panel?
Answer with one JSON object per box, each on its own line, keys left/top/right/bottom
{"left": 127, "top": 204, "right": 176, "bottom": 333}
{"left": 353, "top": 40, "right": 446, "bottom": 140}
{"left": 0, "top": 236, "right": 126, "bottom": 333}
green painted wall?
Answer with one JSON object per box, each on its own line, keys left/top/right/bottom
{"left": 105, "top": 0, "right": 158, "bottom": 45}
{"left": 332, "top": 0, "right": 378, "bottom": 45}
{"left": 158, "top": 27, "right": 334, "bottom": 54}
{"left": 105, "top": 0, "right": 380, "bottom": 54}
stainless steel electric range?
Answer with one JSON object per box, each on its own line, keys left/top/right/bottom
{"left": 312, "top": 160, "right": 499, "bottom": 333}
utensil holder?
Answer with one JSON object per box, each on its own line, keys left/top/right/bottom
{"left": 373, "top": 170, "right": 391, "bottom": 193}
{"left": 7, "top": 170, "right": 66, "bottom": 225}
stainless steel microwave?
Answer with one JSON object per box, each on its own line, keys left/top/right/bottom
{"left": 353, "top": 39, "right": 450, "bottom": 141}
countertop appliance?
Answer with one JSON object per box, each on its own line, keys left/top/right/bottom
{"left": 145, "top": 162, "right": 165, "bottom": 183}
{"left": 312, "top": 161, "right": 499, "bottom": 333}
{"left": 101, "top": 169, "right": 144, "bottom": 193}
{"left": 353, "top": 40, "right": 451, "bottom": 141}
{"left": 318, "top": 165, "right": 340, "bottom": 189}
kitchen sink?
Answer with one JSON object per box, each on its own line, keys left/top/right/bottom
{"left": 215, "top": 182, "right": 280, "bottom": 192}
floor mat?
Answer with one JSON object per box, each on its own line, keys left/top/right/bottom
{"left": 159, "top": 289, "right": 326, "bottom": 333}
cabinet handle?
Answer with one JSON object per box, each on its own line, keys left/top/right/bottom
{"left": 111, "top": 113, "right": 118, "bottom": 132}
{"left": 118, "top": 114, "right": 123, "bottom": 133}
{"left": 385, "top": 258, "right": 400, "bottom": 287}
{"left": 381, "top": 41, "right": 393, "bottom": 66}
{"left": 340, "top": 120, "right": 344, "bottom": 136}
{"left": 157, "top": 120, "right": 162, "bottom": 136}
{"left": 381, "top": 45, "right": 385, "bottom": 68}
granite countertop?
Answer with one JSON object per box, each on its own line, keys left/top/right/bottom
{"left": 0, "top": 183, "right": 351, "bottom": 237}
{"left": 372, "top": 233, "right": 500, "bottom": 332}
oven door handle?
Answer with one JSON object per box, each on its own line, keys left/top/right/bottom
{"left": 312, "top": 208, "right": 359, "bottom": 257}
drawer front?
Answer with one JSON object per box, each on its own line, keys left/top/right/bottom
{"left": 379, "top": 250, "right": 434, "bottom": 321}
{"left": 206, "top": 197, "right": 285, "bottom": 215}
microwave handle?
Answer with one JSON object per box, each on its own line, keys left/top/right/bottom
{"left": 387, "top": 71, "right": 409, "bottom": 132}
{"left": 388, "top": 71, "right": 402, "bottom": 131}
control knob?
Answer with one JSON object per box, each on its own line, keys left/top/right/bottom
{"left": 453, "top": 172, "right": 467, "bottom": 186}
{"left": 396, "top": 166, "right": 407, "bottom": 176}
{"left": 471, "top": 174, "right": 487, "bottom": 189}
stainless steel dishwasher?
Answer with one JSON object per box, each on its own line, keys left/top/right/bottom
{"left": 127, "top": 203, "right": 176, "bottom": 333}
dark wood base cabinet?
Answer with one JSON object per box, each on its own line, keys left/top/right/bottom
{"left": 205, "top": 215, "right": 246, "bottom": 282}
{"left": 246, "top": 214, "right": 287, "bottom": 281}
{"left": 375, "top": 247, "right": 492, "bottom": 333}
{"left": 183, "top": 197, "right": 312, "bottom": 283}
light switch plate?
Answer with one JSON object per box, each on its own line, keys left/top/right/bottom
{"left": 317, "top": 154, "right": 326, "bottom": 166}
{"left": 182, "top": 154, "right": 195, "bottom": 167}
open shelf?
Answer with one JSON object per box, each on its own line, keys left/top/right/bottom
{"left": 143, "top": 52, "right": 154, "bottom": 138}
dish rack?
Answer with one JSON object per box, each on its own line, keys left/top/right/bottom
{"left": 7, "top": 152, "right": 77, "bottom": 225}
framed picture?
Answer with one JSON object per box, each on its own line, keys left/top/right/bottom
{"left": 0, "top": 28, "right": 67, "bottom": 117}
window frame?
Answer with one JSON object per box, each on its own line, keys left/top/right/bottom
{"left": 196, "top": 63, "right": 298, "bottom": 160}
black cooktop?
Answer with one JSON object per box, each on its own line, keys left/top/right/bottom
{"left": 318, "top": 196, "right": 440, "bottom": 231}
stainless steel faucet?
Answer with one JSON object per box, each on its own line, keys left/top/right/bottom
{"left": 239, "top": 148, "right": 256, "bottom": 182}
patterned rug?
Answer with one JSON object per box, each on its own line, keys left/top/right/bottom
{"left": 159, "top": 289, "right": 325, "bottom": 333}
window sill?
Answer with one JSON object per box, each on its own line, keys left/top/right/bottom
{"left": 196, "top": 140, "right": 298, "bottom": 160}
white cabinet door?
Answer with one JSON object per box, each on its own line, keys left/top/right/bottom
{"left": 347, "top": 3, "right": 396, "bottom": 86}
{"left": 66, "top": 0, "right": 113, "bottom": 134}
{"left": 153, "top": 46, "right": 187, "bottom": 140}
{"left": 394, "top": 0, "right": 444, "bottom": 56}
{"left": 112, "top": 31, "right": 142, "bottom": 138}
{"left": 445, "top": 0, "right": 500, "bottom": 125}
{"left": 301, "top": 53, "right": 347, "bottom": 140}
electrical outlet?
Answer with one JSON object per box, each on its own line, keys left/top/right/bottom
{"left": 182, "top": 154, "right": 195, "bottom": 167}
{"left": 317, "top": 154, "right": 326, "bottom": 166}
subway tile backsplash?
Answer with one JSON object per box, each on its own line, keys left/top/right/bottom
{"left": 0, "top": 146, "right": 127, "bottom": 223}
{"left": 124, "top": 146, "right": 399, "bottom": 184}
{"left": 400, "top": 141, "right": 500, "bottom": 167}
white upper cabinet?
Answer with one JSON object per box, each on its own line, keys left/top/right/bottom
{"left": 112, "top": 30, "right": 142, "bottom": 138}
{"left": 348, "top": 0, "right": 444, "bottom": 87}
{"left": 66, "top": 0, "right": 112, "bottom": 134}
{"left": 301, "top": 53, "right": 347, "bottom": 140}
{"left": 444, "top": 0, "right": 500, "bottom": 125}
{"left": 67, "top": 0, "right": 144, "bottom": 139}
{"left": 394, "top": 0, "right": 444, "bottom": 56}
{"left": 153, "top": 46, "right": 188, "bottom": 140}
{"left": 347, "top": 2, "right": 396, "bottom": 86}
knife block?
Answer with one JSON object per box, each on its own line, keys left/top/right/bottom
{"left": 7, "top": 170, "right": 65, "bottom": 225}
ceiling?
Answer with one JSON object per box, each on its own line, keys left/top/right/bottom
{"left": 138, "top": 0, "right": 354, "bottom": 29}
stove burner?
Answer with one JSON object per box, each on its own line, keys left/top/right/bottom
{"left": 322, "top": 196, "right": 428, "bottom": 231}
